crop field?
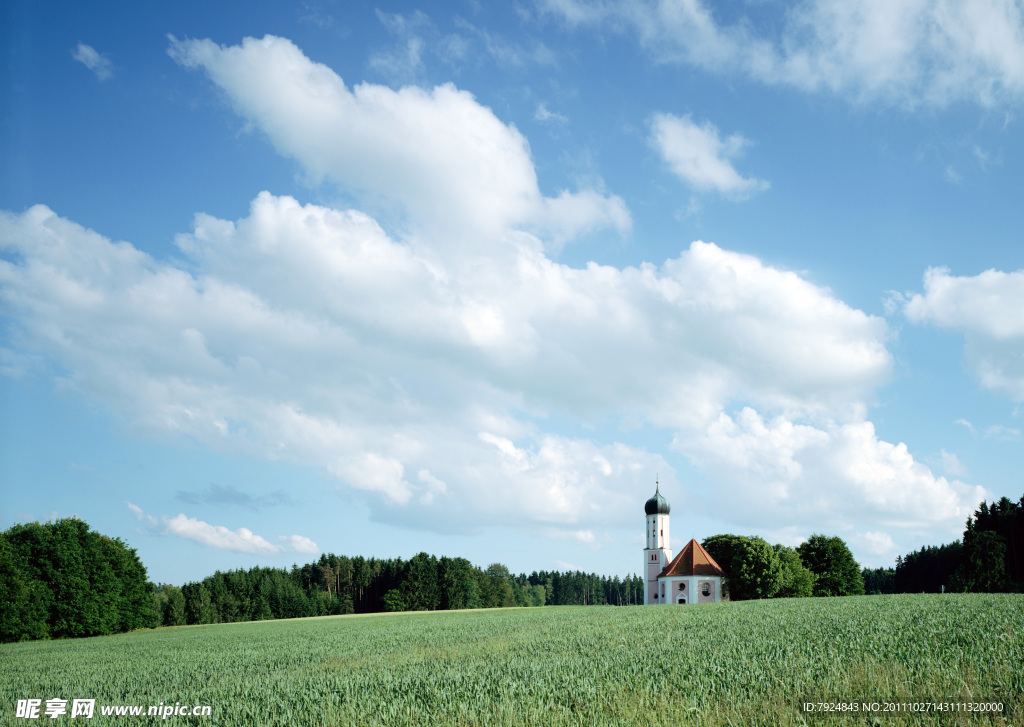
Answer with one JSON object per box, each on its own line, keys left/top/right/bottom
{"left": 2, "top": 593, "right": 1023, "bottom": 726}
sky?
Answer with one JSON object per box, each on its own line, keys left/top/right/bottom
{"left": 2, "top": 0, "right": 1023, "bottom": 587}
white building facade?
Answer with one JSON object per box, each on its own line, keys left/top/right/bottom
{"left": 643, "top": 484, "right": 726, "bottom": 605}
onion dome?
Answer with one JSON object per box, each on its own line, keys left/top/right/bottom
{"left": 645, "top": 481, "right": 670, "bottom": 515}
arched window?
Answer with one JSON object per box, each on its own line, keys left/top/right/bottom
{"left": 702, "top": 582, "right": 711, "bottom": 597}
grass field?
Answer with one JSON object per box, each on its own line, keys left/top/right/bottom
{"left": 3, "top": 593, "right": 1023, "bottom": 726}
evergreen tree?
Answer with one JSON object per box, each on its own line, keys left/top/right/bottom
{"left": 405, "top": 552, "right": 441, "bottom": 611}
{"left": 861, "top": 567, "right": 895, "bottom": 595}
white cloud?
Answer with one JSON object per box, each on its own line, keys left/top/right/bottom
{"left": 650, "top": 113, "right": 768, "bottom": 198}
{"left": 677, "top": 408, "right": 986, "bottom": 534}
{"left": 164, "top": 513, "right": 281, "bottom": 554}
{"left": 0, "top": 196, "right": 898, "bottom": 536}
{"left": 417, "top": 469, "right": 448, "bottom": 505}
{"left": 854, "top": 530, "right": 898, "bottom": 557}
{"left": 366, "top": 11, "right": 553, "bottom": 84}
{"left": 2, "top": 35, "right": 974, "bottom": 556}
{"left": 278, "top": 534, "right": 321, "bottom": 555}
{"left": 167, "top": 34, "right": 626, "bottom": 247}
{"left": 545, "top": 527, "right": 597, "bottom": 544}
{"left": 985, "top": 424, "right": 1021, "bottom": 440}
{"left": 126, "top": 503, "right": 318, "bottom": 554}
{"left": 72, "top": 43, "right": 113, "bottom": 81}
{"left": 534, "top": 102, "right": 568, "bottom": 123}
{"left": 904, "top": 266, "right": 1024, "bottom": 399}
{"left": 368, "top": 10, "right": 430, "bottom": 83}
{"left": 540, "top": 0, "right": 1024, "bottom": 107}
{"left": 454, "top": 17, "right": 557, "bottom": 68}
{"left": 126, "top": 501, "right": 157, "bottom": 526}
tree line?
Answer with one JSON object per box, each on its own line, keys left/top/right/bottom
{"left": 1, "top": 519, "right": 154, "bottom": 642}
{"left": 861, "top": 494, "right": 1024, "bottom": 595}
{"left": 700, "top": 533, "right": 864, "bottom": 601}
{"left": 9, "top": 492, "right": 1021, "bottom": 641}
{"left": 156, "top": 553, "right": 649, "bottom": 627}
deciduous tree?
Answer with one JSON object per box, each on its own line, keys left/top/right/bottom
{"left": 798, "top": 535, "right": 864, "bottom": 597}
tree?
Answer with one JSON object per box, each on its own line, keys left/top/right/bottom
{"left": 184, "top": 581, "right": 215, "bottom": 624}
{"left": 952, "top": 530, "right": 1009, "bottom": 593}
{"left": 701, "top": 534, "right": 782, "bottom": 601}
{"left": 318, "top": 556, "right": 335, "bottom": 600}
{"left": 702, "top": 534, "right": 748, "bottom": 580}
{"left": 862, "top": 567, "right": 895, "bottom": 595}
{"left": 405, "top": 552, "right": 440, "bottom": 611}
{"left": 729, "top": 537, "right": 783, "bottom": 600}
{"left": 528, "top": 583, "right": 546, "bottom": 607}
{"left": 154, "top": 584, "right": 186, "bottom": 626}
{"left": 774, "top": 545, "right": 815, "bottom": 598}
{"left": 1, "top": 519, "right": 155, "bottom": 641}
{"left": 483, "top": 563, "right": 513, "bottom": 608}
{"left": 0, "top": 535, "right": 48, "bottom": 641}
{"left": 894, "top": 541, "right": 961, "bottom": 593}
{"left": 381, "top": 588, "right": 406, "bottom": 612}
{"left": 798, "top": 535, "right": 864, "bottom": 596}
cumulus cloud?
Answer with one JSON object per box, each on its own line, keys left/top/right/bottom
{"left": 167, "top": 34, "right": 628, "bottom": 248}
{"left": 0, "top": 193, "right": 906, "bottom": 537}
{"left": 278, "top": 534, "right": 321, "bottom": 555}
{"left": 165, "top": 514, "right": 280, "bottom": 554}
{"left": 904, "top": 266, "right": 1024, "bottom": 399}
{"left": 126, "top": 503, "right": 318, "bottom": 554}
{"left": 853, "top": 530, "right": 897, "bottom": 558}
{"left": 540, "top": 0, "right": 1024, "bottom": 107}
{"left": 72, "top": 43, "right": 113, "bottom": 81}
{"left": 0, "top": 35, "right": 981, "bottom": 557}
{"left": 676, "top": 408, "right": 985, "bottom": 536}
{"left": 650, "top": 113, "right": 768, "bottom": 198}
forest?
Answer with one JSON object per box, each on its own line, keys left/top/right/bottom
{"left": 861, "top": 494, "right": 1024, "bottom": 595}
{"left": 154, "top": 555, "right": 647, "bottom": 627}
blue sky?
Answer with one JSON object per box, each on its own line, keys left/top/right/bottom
{"left": 2, "top": 0, "right": 1023, "bottom": 586}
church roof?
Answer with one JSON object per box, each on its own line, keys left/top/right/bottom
{"left": 659, "top": 539, "right": 725, "bottom": 577}
{"left": 644, "top": 485, "right": 670, "bottom": 516}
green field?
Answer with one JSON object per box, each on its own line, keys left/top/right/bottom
{"left": 3, "top": 594, "right": 1023, "bottom": 726}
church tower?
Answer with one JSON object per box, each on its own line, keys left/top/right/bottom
{"left": 643, "top": 479, "right": 672, "bottom": 604}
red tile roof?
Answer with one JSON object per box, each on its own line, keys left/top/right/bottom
{"left": 659, "top": 538, "right": 725, "bottom": 577}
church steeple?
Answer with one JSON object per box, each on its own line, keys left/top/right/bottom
{"left": 645, "top": 477, "right": 671, "bottom": 516}
{"left": 642, "top": 477, "right": 672, "bottom": 604}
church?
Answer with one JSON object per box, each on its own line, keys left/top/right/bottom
{"left": 643, "top": 482, "right": 726, "bottom": 605}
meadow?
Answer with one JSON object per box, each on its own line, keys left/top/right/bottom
{"left": 2, "top": 593, "right": 1022, "bottom": 726}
